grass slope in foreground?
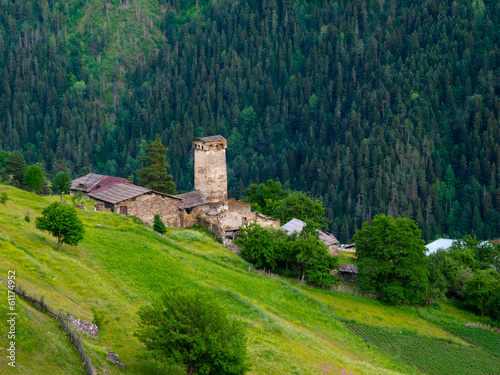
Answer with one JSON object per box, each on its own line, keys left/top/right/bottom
{"left": 0, "top": 184, "right": 495, "bottom": 374}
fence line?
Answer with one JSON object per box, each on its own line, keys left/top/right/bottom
{"left": 2, "top": 281, "right": 97, "bottom": 375}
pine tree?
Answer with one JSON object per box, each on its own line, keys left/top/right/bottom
{"left": 136, "top": 135, "right": 176, "bottom": 194}
{"left": 6, "top": 150, "right": 26, "bottom": 186}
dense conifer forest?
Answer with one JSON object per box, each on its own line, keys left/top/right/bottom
{"left": 0, "top": 0, "right": 499, "bottom": 242}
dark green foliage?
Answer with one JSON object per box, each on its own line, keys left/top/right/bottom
{"left": 0, "top": 192, "right": 8, "bottom": 204}
{"left": 486, "top": 295, "right": 500, "bottom": 321}
{"left": 273, "top": 192, "right": 328, "bottom": 231}
{"left": 353, "top": 214, "right": 429, "bottom": 304}
{"left": 347, "top": 322, "right": 500, "bottom": 375}
{"left": 153, "top": 214, "right": 167, "bottom": 234}
{"left": 52, "top": 172, "right": 72, "bottom": 197}
{"left": 24, "top": 215, "right": 30, "bottom": 223}
{"left": 35, "top": 202, "right": 85, "bottom": 249}
{"left": 23, "top": 165, "right": 44, "bottom": 192}
{"left": 136, "top": 135, "right": 176, "bottom": 194}
{"left": 40, "top": 179, "right": 53, "bottom": 196}
{"left": 236, "top": 222, "right": 339, "bottom": 287}
{"left": 5, "top": 151, "right": 26, "bottom": 186}
{"left": 244, "top": 179, "right": 289, "bottom": 216}
{"left": 462, "top": 269, "right": 499, "bottom": 316}
{"left": 0, "top": 0, "right": 499, "bottom": 242}
{"left": 134, "top": 288, "right": 248, "bottom": 375}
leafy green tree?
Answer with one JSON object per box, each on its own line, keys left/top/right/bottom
{"left": 153, "top": 214, "right": 167, "bottom": 234}
{"left": 5, "top": 150, "right": 26, "bottom": 186}
{"left": 273, "top": 191, "right": 327, "bottom": 230}
{"left": 353, "top": 214, "right": 429, "bottom": 304}
{"left": 136, "top": 134, "right": 176, "bottom": 194}
{"left": 462, "top": 269, "right": 499, "bottom": 316}
{"left": 35, "top": 202, "right": 85, "bottom": 249}
{"left": 244, "top": 179, "right": 289, "bottom": 215}
{"left": 134, "top": 288, "right": 248, "bottom": 375}
{"left": 53, "top": 171, "right": 72, "bottom": 200}
{"left": 23, "top": 164, "right": 44, "bottom": 192}
{"left": 236, "top": 221, "right": 286, "bottom": 271}
{"left": 236, "top": 222, "right": 338, "bottom": 286}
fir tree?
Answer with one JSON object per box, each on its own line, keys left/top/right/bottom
{"left": 136, "top": 135, "right": 176, "bottom": 194}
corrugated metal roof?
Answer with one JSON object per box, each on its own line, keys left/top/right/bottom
{"left": 194, "top": 135, "right": 226, "bottom": 143}
{"left": 318, "top": 230, "right": 339, "bottom": 246}
{"left": 71, "top": 173, "right": 107, "bottom": 192}
{"left": 281, "top": 218, "right": 307, "bottom": 235}
{"left": 88, "top": 183, "right": 151, "bottom": 204}
{"left": 339, "top": 263, "right": 358, "bottom": 273}
{"left": 174, "top": 190, "right": 210, "bottom": 209}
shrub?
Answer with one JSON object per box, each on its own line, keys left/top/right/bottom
{"left": 153, "top": 214, "right": 167, "bottom": 234}
{"left": 0, "top": 192, "right": 7, "bottom": 204}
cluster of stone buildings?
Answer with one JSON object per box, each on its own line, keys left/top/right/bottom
{"left": 71, "top": 136, "right": 280, "bottom": 238}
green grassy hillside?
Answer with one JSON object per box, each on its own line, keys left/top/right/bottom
{"left": 0, "top": 185, "right": 497, "bottom": 374}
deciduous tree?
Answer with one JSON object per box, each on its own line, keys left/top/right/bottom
{"left": 35, "top": 202, "right": 85, "bottom": 249}
{"left": 135, "top": 288, "right": 248, "bottom": 375}
{"left": 353, "top": 214, "right": 429, "bottom": 304}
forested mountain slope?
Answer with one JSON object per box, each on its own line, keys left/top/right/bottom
{"left": 1, "top": 0, "right": 499, "bottom": 242}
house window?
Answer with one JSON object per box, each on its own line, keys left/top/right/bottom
{"left": 119, "top": 206, "right": 128, "bottom": 215}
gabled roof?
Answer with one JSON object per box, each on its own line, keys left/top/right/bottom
{"left": 88, "top": 183, "right": 152, "bottom": 204}
{"left": 339, "top": 263, "right": 358, "bottom": 274}
{"left": 281, "top": 218, "right": 307, "bottom": 235}
{"left": 318, "top": 230, "right": 339, "bottom": 246}
{"left": 175, "top": 190, "right": 210, "bottom": 209}
{"left": 194, "top": 135, "right": 226, "bottom": 143}
{"left": 71, "top": 173, "right": 107, "bottom": 192}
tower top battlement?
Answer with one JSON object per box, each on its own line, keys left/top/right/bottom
{"left": 193, "top": 136, "right": 227, "bottom": 151}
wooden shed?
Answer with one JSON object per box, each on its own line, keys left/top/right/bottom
{"left": 338, "top": 263, "right": 358, "bottom": 282}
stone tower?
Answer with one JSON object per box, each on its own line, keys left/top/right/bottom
{"left": 193, "top": 135, "right": 228, "bottom": 202}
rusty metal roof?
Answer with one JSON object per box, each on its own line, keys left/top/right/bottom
{"left": 194, "top": 135, "right": 226, "bottom": 143}
{"left": 71, "top": 173, "right": 107, "bottom": 192}
{"left": 88, "top": 183, "right": 152, "bottom": 204}
{"left": 90, "top": 176, "right": 129, "bottom": 193}
{"left": 338, "top": 263, "right": 358, "bottom": 274}
{"left": 174, "top": 190, "right": 210, "bottom": 209}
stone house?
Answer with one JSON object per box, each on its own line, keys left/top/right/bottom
{"left": 73, "top": 135, "right": 279, "bottom": 237}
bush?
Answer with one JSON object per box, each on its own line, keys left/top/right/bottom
{"left": 153, "top": 214, "right": 167, "bottom": 234}
{"left": 0, "top": 192, "right": 7, "bottom": 204}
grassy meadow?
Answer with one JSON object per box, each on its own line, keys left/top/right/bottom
{"left": 0, "top": 185, "right": 497, "bottom": 374}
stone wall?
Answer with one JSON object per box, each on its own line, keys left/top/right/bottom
{"left": 193, "top": 139, "right": 227, "bottom": 202}
{"left": 254, "top": 213, "right": 280, "bottom": 229}
{"left": 113, "top": 193, "right": 182, "bottom": 227}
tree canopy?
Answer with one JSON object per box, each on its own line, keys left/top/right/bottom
{"left": 353, "top": 214, "right": 429, "bottom": 304}
{"left": 35, "top": 202, "right": 85, "bottom": 249}
{"left": 134, "top": 288, "right": 248, "bottom": 375}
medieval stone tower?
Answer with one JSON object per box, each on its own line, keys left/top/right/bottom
{"left": 193, "top": 135, "right": 228, "bottom": 202}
